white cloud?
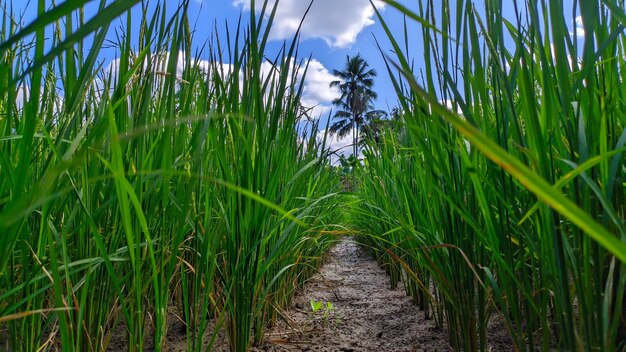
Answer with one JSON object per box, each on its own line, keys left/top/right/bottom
{"left": 549, "top": 43, "right": 581, "bottom": 70}
{"left": 437, "top": 99, "right": 462, "bottom": 114}
{"left": 14, "top": 85, "right": 63, "bottom": 114}
{"left": 233, "top": 0, "right": 385, "bottom": 48}
{"left": 98, "top": 53, "right": 338, "bottom": 121}
{"left": 257, "top": 57, "right": 338, "bottom": 119}
{"left": 569, "top": 16, "right": 585, "bottom": 38}
{"left": 98, "top": 53, "right": 234, "bottom": 99}
{"left": 299, "top": 59, "right": 339, "bottom": 119}
{"left": 302, "top": 59, "right": 339, "bottom": 104}
{"left": 316, "top": 129, "right": 360, "bottom": 164}
{"left": 15, "top": 85, "right": 29, "bottom": 111}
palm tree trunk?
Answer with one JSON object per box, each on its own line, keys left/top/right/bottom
{"left": 355, "top": 123, "right": 359, "bottom": 158}
{"left": 353, "top": 118, "right": 357, "bottom": 158}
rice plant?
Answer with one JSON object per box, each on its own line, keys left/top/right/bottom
{"left": 3, "top": 0, "right": 626, "bottom": 351}
{"left": 352, "top": 0, "right": 626, "bottom": 351}
{"left": 0, "top": 1, "right": 343, "bottom": 351}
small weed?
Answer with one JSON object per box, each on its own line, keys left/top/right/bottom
{"left": 309, "top": 299, "right": 340, "bottom": 329}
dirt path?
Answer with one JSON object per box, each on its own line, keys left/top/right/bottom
{"left": 255, "top": 238, "right": 452, "bottom": 352}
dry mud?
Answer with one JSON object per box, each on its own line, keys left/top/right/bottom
{"left": 106, "top": 238, "right": 514, "bottom": 351}
{"left": 253, "top": 239, "right": 452, "bottom": 352}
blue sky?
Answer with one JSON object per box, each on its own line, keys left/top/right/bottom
{"left": 13, "top": 0, "right": 584, "bottom": 159}
{"left": 13, "top": 0, "right": 417, "bottom": 158}
{"left": 13, "top": 0, "right": 423, "bottom": 110}
{"left": 190, "top": 0, "right": 416, "bottom": 156}
{"left": 181, "top": 0, "right": 581, "bottom": 114}
{"left": 13, "top": 0, "right": 584, "bottom": 112}
{"left": 187, "top": 0, "right": 409, "bottom": 112}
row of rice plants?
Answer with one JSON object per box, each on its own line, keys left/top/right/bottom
{"left": 352, "top": 0, "right": 626, "bottom": 351}
{"left": 0, "top": 1, "right": 343, "bottom": 351}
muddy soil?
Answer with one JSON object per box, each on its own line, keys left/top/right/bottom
{"left": 253, "top": 239, "right": 452, "bottom": 352}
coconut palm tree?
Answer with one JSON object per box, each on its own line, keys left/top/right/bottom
{"left": 329, "top": 54, "right": 380, "bottom": 158}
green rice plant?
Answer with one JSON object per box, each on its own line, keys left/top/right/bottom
{"left": 0, "top": 1, "right": 343, "bottom": 351}
{"left": 352, "top": 0, "right": 626, "bottom": 351}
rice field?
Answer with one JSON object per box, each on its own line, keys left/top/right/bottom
{"left": 0, "top": 0, "right": 625, "bottom": 351}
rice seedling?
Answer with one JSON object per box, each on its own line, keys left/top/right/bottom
{"left": 352, "top": 0, "right": 626, "bottom": 351}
